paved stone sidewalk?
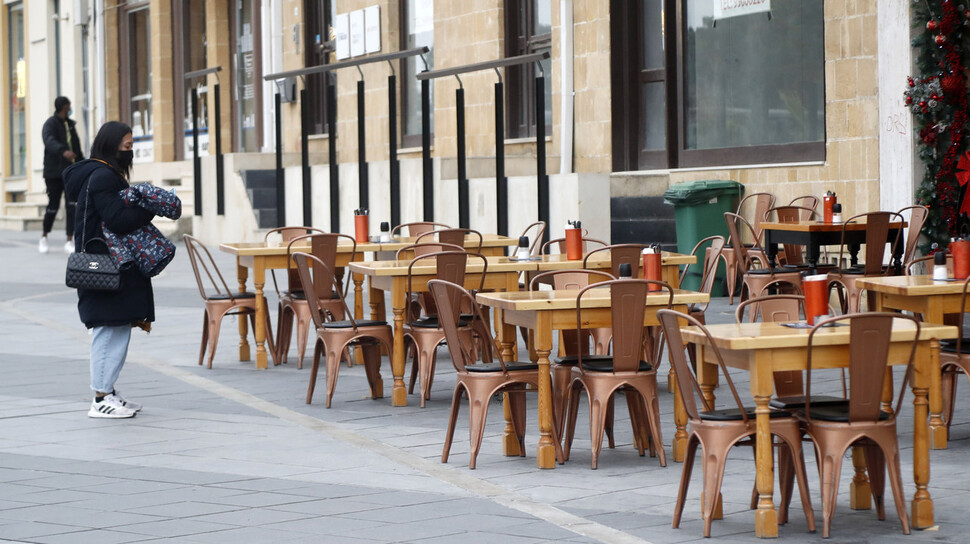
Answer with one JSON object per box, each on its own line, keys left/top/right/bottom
{"left": 1, "top": 230, "right": 970, "bottom": 543}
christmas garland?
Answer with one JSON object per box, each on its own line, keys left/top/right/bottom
{"left": 906, "top": 0, "right": 970, "bottom": 247}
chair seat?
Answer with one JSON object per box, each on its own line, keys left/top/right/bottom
{"left": 208, "top": 291, "right": 256, "bottom": 301}
{"left": 770, "top": 395, "right": 848, "bottom": 411}
{"left": 580, "top": 358, "right": 654, "bottom": 373}
{"left": 835, "top": 266, "right": 890, "bottom": 276}
{"left": 699, "top": 407, "right": 794, "bottom": 421}
{"left": 938, "top": 339, "right": 970, "bottom": 354}
{"left": 409, "top": 316, "right": 469, "bottom": 329}
{"left": 465, "top": 361, "right": 540, "bottom": 373}
{"left": 553, "top": 354, "right": 612, "bottom": 366}
{"left": 287, "top": 289, "right": 339, "bottom": 301}
{"left": 747, "top": 267, "right": 803, "bottom": 276}
{"left": 322, "top": 319, "right": 387, "bottom": 329}
{"left": 800, "top": 405, "right": 891, "bottom": 422}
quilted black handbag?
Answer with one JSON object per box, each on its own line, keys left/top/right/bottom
{"left": 65, "top": 180, "right": 122, "bottom": 291}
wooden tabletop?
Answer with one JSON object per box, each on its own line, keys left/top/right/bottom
{"left": 349, "top": 255, "right": 537, "bottom": 276}
{"left": 761, "top": 220, "right": 905, "bottom": 233}
{"left": 535, "top": 251, "right": 695, "bottom": 269}
{"left": 476, "top": 287, "right": 709, "bottom": 311}
{"left": 681, "top": 320, "right": 956, "bottom": 351}
{"left": 384, "top": 234, "right": 517, "bottom": 248}
{"left": 855, "top": 274, "right": 969, "bottom": 295}
{"left": 220, "top": 241, "right": 381, "bottom": 255}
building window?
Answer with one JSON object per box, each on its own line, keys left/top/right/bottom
{"left": 401, "top": 0, "right": 433, "bottom": 148}
{"left": 305, "top": 0, "right": 334, "bottom": 136}
{"left": 174, "top": 0, "right": 208, "bottom": 160}
{"left": 612, "top": 0, "right": 825, "bottom": 171}
{"left": 120, "top": 3, "right": 153, "bottom": 164}
{"left": 233, "top": 0, "right": 260, "bottom": 152}
{"left": 7, "top": 2, "right": 25, "bottom": 178}
{"left": 505, "top": 0, "right": 551, "bottom": 139}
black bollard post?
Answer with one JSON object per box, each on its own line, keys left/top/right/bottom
{"left": 301, "top": 87, "right": 311, "bottom": 226}
{"left": 327, "top": 75, "right": 339, "bottom": 233}
{"left": 456, "top": 86, "right": 468, "bottom": 228}
{"left": 214, "top": 83, "right": 224, "bottom": 215}
{"left": 495, "top": 81, "right": 506, "bottom": 236}
{"left": 357, "top": 78, "right": 368, "bottom": 211}
{"left": 421, "top": 76, "right": 433, "bottom": 222}
{"left": 275, "top": 92, "right": 285, "bottom": 227}
{"left": 388, "top": 73, "right": 400, "bottom": 227}
{"left": 191, "top": 88, "right": 201, "bottom": 216}
{"left": 536, "top": 75, "right": 548, "bottom": 244}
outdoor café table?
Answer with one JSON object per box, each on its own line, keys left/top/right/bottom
{"left": 382, "top": 233, "right": 517, "bottom": 257}
{"left": 761, "top": 220, "right": 905, "bottom": 275}
{"left": 220, "top": 240, "right": 382, "bottom": 369}
{"left": 476, "top": 287, "right": 709, "bottom": 469}
{"left": 679, "top": 319, "right": 956, "bottom": 538}
{"left": 533, "top": 251, "right": 695, "bottom": 288}
{"left": 347, "top": 255, "right": 538, "bottom": 407}
{"left": 855, "top": 274, "right": 968, "bottom": 449}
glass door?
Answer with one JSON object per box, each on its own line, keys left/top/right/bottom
{"left": 234, "top": 0, "right": 260, "bottom": 152}
{"left": 7, "top": 2, "right": 26, "bottom": 177}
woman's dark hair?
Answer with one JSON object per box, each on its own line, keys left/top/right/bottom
{"left": 90, "top": 121, "right": 132, "bottom": 175}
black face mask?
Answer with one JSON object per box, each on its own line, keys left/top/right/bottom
{"left": 118, "top": 150, "right": 134, "bottom": 170}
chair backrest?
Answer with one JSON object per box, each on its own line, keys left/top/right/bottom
{"left": 806, "top": 313, "right": 920, "bottom": 422}
{"left": 427, "top": 279, "right": 505, "bottom": 373}
{"left": 576, "top": 279, "right": 672, "bottom": 373}
{"left": 264, "top": 227, "right": 327, "bottom": 296}
{"left": 658, "top": 309, "right": 750, "bottom": 422}
{"left": 405, "top": 250, "right": 488, "bottom": 318}
{"left": 678, "top": 235, "right": 725, "bottom": 314}
{"left": 390, "top": 221, "right": 451, "bottom": 238}
{"left": 583, "top": 243, "right": 649, "bottom": 278}
{"left": 519, "top": 221, "right": 546, "bottom": 256}
{"left": 288, "top": 233, "right": 357, "bottom": 297}
{"left": 395, "top": 242, "right": 465, "bottom": 260}
{"left": 837, "top": 211, "right": 904, "bottom": 275}
{"left": 735, "top": 294, "right": 804, "bottom": 323}
{"left": 724, "top": 212, "right": 766, "bottom": 272}
{"left": 292, "top": 252, "right": 355, "bottom": 330}
{"left": 789, "top": 195, "right": 820, "bottom": 213}
{"left": 541, "top": 236, "right": 608, "bottom": 255}
{"left": 183, "top": 234, "right": 236, "bottom": 301}
{"left": 528, "top": 269, "right": 615, "bottom": 291}
{"left": 764, "top": 206, "right": 819, "bottom": 266}
{"left": 899, "top": 205, "right": 929, "bottom": 266}
{"left": 906, "top": 253, "right": 952, "bottom": 276}
{"left": 737, "top": 192, "right": 776, "bottom": 241}
{"left": 415, "top": 228, "right": 484, "bottom": 253}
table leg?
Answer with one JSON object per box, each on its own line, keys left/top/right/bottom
{"left": 765, "top": 234, "right": 779, "bottom": 270}
{"left": 253, "top": 263, "right": 269, "bottom": 370}
{"left": 236, "top": 263, "right": 251, "bottom": 361}
{"left": 926, "top": 301, "right": 948, "bottom": 450}
{"left": 353, "top": 273, "right": 365, "bottom": 320}
{"left": 849, "top": 446, "right": 872, "bottom": 510}
{"left": 848, "top": 243, "right": 861, "bottom": 268}
{"left": 670, "top": 365, "right": 687, "bottom": 463}
{"left": 495, "top": 309, "right": 521, "bottom": 457}
{"left": 534, "top": 312, "right": 556, "bottom": 469}
{"left": 911, "top": 339, "right": 937, "bottom": 529}
{"left": 390, "top": 280, "right": 407, "bottom": 406}
{"left": 751, "top": 358, "right": 778, "bottom": 538}
{"left": 806, "top": 235, "right": 822, "bottom": 275}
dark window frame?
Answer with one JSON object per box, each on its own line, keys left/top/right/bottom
{"left": 400, "top": 0, "right": 433, "bottom": 149}
{"left": 229, "top": 0, "right": 263, "bottom": 153}
{"left": 304, "top": 0, "right": 333, "bottom": 136}
{"left": 611, "top": 0, "right": 826, "bottom": 172}
{"left": 118, "top": 1, "right": 151, "bottom": 140}
{"left": 504, "top": 0, "right": 551, "bottom": 139}
{"left": 172, "top": 0, "right": 207, "bottom": 161}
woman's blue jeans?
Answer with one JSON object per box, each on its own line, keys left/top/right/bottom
{"left": 90, "top": 325, "right": 131, "bottom": 394}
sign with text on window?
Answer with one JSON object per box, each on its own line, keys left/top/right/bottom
{"left": 714, "top": 0, "right": 771, "bottom": 20}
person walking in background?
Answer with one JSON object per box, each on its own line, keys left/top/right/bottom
{"left": 40, "top": 96, "right": 84, "bottom": 254}
{"left": 64, "top": 121, "right": 154, "bottom": 418}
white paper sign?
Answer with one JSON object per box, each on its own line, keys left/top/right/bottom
{"left": 335, "top": 13, "right": 350, "bottom": 60}
{"left": 713, "top": 0, "right": 771, "bottom": 20}
{"left": 349, "top": 10, "right": 365, "bottom": 57}
{"left": 412, "top": 0, "right": 434, "bottom": 34}
{"left": 365, "top": 5, "right": 380, "bottom": 54}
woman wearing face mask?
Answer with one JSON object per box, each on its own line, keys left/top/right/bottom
{"left": 64, "top": 121, "right": 155, "bottom": 418}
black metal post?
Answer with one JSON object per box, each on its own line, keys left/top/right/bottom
{"left": 357, "top": 79, "right": 368, "bottom": 210}
{"left": 191, "top": 88, "right": 201, "bottom": 216}
{"left": 275, "top": 92, "right": 285, "bottom": 227}
{"left": 214, "top": 83, "right": 224, "bottom": 215}
{"left": 495, "top": 81, "right": 506, "bottom": 236}
{"left": 327, "top": 75, "right": 339, "bottom": 233}
{"left": 388, "top": 74, "right": 400, "bottom": 227}
{"left": 301, "top": 87, "right": 311, "bottom": 226}
{"left": 456, "top": 87, "right": 468, "bottom": 228}
{"left": 421, "top": 76, "right": 433, "bottom": 221}
{"left": 536, "top": 75, "right": 549, "bottom": 243}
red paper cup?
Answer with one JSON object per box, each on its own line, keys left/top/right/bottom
{"left": 953, "top": 240, "right": 970, "bottom": 280}
{"left": 354, "top": 215, "right": 370, "bottom": 243}
{"left": 565, "top": 228, "right": 582, "bottom": 260}
{"left": 642, "top": 252, "right": 662, "bottom": 291}
{"left": 803, "top": 274, "right": 829, "bottom": 325}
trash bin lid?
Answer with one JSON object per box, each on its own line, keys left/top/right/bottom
{"left": 663, "top": 180, "right": 743, "bottom": 206}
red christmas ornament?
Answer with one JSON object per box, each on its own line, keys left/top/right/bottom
{"left": 928, "top": 19, "right": 940, "bottom": 32}
{"left": 943, "top": 74, "right": 965, "bottom": 96}
{"left": 906, "top": 95, "right": 914, "bottom": 105}
{"left": 937, "top": 34, "right": 949, "bottom": 45}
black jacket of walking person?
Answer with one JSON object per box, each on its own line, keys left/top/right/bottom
{"left": 64, "top": 122, "right": 156, "bottom": 329}
{"left": 43, "top": 111, "right": 84, "bottom": 179}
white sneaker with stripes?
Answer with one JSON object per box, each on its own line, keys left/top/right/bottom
{"left": 107, "top": 391, "right": 141, "bottom": 412}
{"left": 88, "top": 395, "right": 136, "bottom": 418}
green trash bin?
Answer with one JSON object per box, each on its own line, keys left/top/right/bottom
{"left": 663, "top": 180, "right": 743, "bottom": 295}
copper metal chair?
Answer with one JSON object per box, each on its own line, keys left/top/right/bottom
{"left": 826, "top": 211, "right": 904, "bottom": 313}
{"left": 658, "top": 309, "right": 816, "bottom": 538}
{"left": 429, "top": 279, "right": 557, "bottom": 469}
{"left": 528, "top": 269, "right": 616, "bottom": 441}
{"left": 518, "top": 221, "right": 546, "bottom": 257}
{"left": 764, "top": 205, "right": 821, "bottom": 269}
{"left": 678, "top": 236, "right": 726, "bottom": 377}
{"left": 563, "top": 279, "right": 673, "bottom": 469}
{"left": 403, "top": 249, "right": 488, "bottom": 407}
{"left": 415, "top": 227, "right": 484, "bottom": 253}
{"left": 939, "top": 275, "right": 970, "bottom": 438}
{"left": 898, "top": 205, "right": 929, "bottom": 267}
{"left": 789, "top": 195, "right": 820, "bottom": 213}
{"left": 800, "top": 313, "right": 920, "bottom": 538}
{"left": 540, "top": 235, "right": 608, "bottom": 255}
{"left": 292, "top": 252, "right": 393, "bottom": 408}
{"left": 725, "top": 211, "right": 803, "bottom": 304}
{"left": 723, "top": 192, "right": 776, "bottom": 303}
{"left": 276, "top": 233, "right": 356, "bottom": 368}
{"left": 184, "top": 235, "right": 277, "bottom": 368}
{"left": 390, "top": 221, "right": 451, "bottom": 238}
